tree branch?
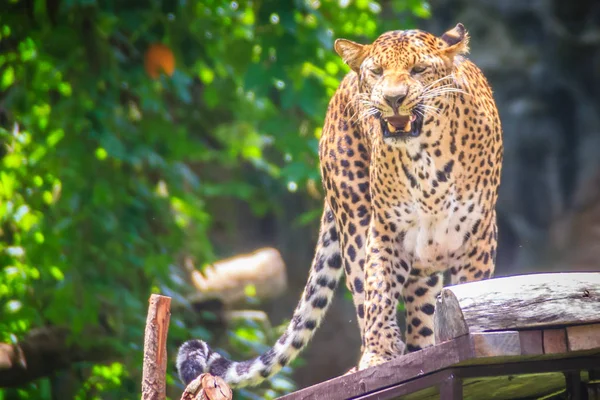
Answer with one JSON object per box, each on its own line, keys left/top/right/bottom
{"left": 0, "top": 326, "right": 116, "bottom": 388}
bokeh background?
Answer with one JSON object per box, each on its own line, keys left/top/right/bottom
{"left": 1, "top": 0, "right": 598, "bottom": 399}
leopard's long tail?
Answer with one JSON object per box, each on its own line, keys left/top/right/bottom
{"left": 177, "top": 206, "right": 343, "bottom": 388}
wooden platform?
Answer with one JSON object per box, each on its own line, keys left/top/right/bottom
{"left": 279, "top": 273, "right": 600, "bottom": 400}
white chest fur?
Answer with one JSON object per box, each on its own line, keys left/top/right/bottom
{"left": 401, "top": 199, "right": 482, "bottom": 264}
{"left": 396, "top": 149, "right": 483, "bottom": 270}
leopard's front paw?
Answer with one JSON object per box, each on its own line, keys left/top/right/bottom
{"left": 357, "top": 352, "right": 394, "bottom": 370}
{"left": 395, "top": 339, "right": 407, "bottom": 356}
{"left": 358, "top": 337, "right": 406, "bottom": 370}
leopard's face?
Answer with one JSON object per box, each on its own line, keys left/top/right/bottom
{"left": 362, "top": 32, "right": 453, "bottom": 142}
{"left": 335, "top": 24, "right": 469, "bottom": 145}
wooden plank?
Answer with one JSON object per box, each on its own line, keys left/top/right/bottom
{"left": 353, "top": 370, "right": 454, "bottom": 400}
{"left": 278, "top": 332, "right": 600, "bottom": 400}
{"left": 356, "top": 356, "right": 600, "bottom": 400}
{"left": 519, "top": 330, "right": 544, "bottom": 355}
{"left": 567, "top": 324, "right": 600, "bottom": 352}
{"left": 543, "top": 328, "right": 568, "bottom": 354}
{"left": 277, "top": 335, "right": 474, "bottom": 400}
{"left": 456, "top": 356, "right": 600, "bottom": 378}
{"left": 471, "top": 332, "right": 521, "bottom": 358}
{"left": 434, "top": 273, "right": 600, "bottom": 338}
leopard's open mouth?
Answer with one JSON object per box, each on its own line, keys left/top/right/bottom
{"left": 379, "top": 105, "right": 424, "bottom": 139}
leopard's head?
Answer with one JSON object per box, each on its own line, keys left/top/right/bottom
{"left": 335, "top": 24, "right": 469, "bottom": 144}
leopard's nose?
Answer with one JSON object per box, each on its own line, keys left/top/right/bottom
{"left": 384, "top": 93, "right": 407, "bottom": 110}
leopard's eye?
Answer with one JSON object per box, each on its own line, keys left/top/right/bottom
{"left": 411, "top": 64, "right": 428, "bottom": 74}
{"left": 369, "top": 65, "right": 383, "bottom": 76}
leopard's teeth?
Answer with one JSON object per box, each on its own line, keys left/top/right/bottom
{"left": 387, "top": 122, "right": 397, "bottom": 132}
{"left": 402, "top": 119, "right": 412, "bottom": 132}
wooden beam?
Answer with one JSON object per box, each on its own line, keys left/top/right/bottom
{"left": 277, "top": 335, "right": 475, "bottom": 400}
{"left": 439, "top": 373, "right": 463, "bottom": 400}
{"left": 434, "top": 273, "right": 600, "bottom": 340}
{"left": 567, "top": 324, "right": 600, "bottom": 352}
{"left": 279, "top": 272, "right": 600, "bottom": 400}
{"left": 351, "top": 369, "right": 456, "bottom": 400}
{"left": 341, "top": 357, "right": 600, "bottom": 400}
{"left": 471, "top": 332, "right": 521, "bottom": 357}
{"left": 281, "top": 329, "right": 597, "bottom": 400}
{"left": 543, "top": 329, "right": 568, "bottom": 354}
{"left": 519, "top": 330, "right": 544, "bottom": 355}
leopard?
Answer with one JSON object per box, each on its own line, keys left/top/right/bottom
{"left": 177, "top": 23, "right": 503, "bottom": 388}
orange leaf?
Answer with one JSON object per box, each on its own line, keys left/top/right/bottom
{"left": 144, "top": 43, "right": 175, "bottom": 79}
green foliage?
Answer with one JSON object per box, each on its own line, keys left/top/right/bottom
{"left": 0, "top": 0, "right": 427, "bottom": 398}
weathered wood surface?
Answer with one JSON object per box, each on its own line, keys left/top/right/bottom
{"left": 470, "top": 332, "right": 520, "bottom": 357}
{"left": 141, "top": 294, "right": 172, "bottom": 400}
{"left": 278, "top": 325, "right": 600, "bottom": 400}
{"left": 543, "top": 328, "right": 568, "bottom": 354}
{"left": 351, "top": 357, "right": 600, "bottom": 400}
{"left": 279, "top": 273, "right": 600, "bottom": 400}
{"left": 278, "top": 335, "right": 474, "bottom": 400}
{"left": 179, "top": 373, "right": 232, "bottom": 400}
{"left": 567, "top": 323, "right": 600, "bottom": 351}
{"left": 518, "top": 330, "right": 543, "bottom": 355}
{"left": 435, "top": 272, "right": 600, "bottom": 343}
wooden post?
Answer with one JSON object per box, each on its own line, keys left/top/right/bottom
{"left": 564, "top": 372, "right": 583, "bottom": 400}
{"left": 439, "top": 373, "right": 463, "bottom": 400}
{"left": 587, "top": 369, "right": 600, "bottom": 400}
{"left": 142, "top": 294, "right": 172, "bottom": 400}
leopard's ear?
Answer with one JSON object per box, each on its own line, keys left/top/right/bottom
{"left": 335, "top": 39, "right": 368, "bottom": 73}
{"left": 440, "top": 23, "right": 470, "bottom": 57}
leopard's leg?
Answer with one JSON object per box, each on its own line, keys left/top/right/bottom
{"left": 326, "top": 188, "right": 370, "bottom": 375}
{"left": 325, "top": 181, "right": 370, "bottom": 375}
{"left": 319, "top": 74, "right": 372, "bottom": 357}
{"left": 402, "top": 272, "right": 444, "bottom": 352}
{"left": 327, "top": 198, "right": 369, "bottom": 346}
{"left": 357, "top": 217, "right": 408, "bottom": 369}
{"left": 450, "top": 217, "right": 497, "bottom": 286}
{"left": 338, "top": 216, "right": 368, "bottom": 349}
